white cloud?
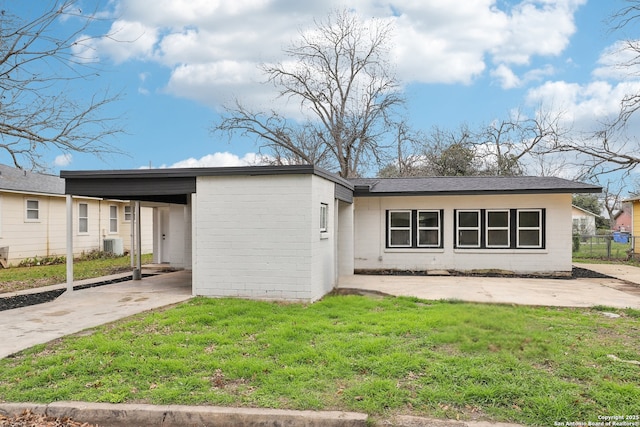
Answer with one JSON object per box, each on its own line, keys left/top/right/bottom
{"left": 89, "top": 0, "right": 587, "bottom": 107}
{"left": 54, "top": 154, "right": 73, "bottom": 167}
{"left": 491, "top": 64, "right": 521, "bottom": 89}
{"left": 593, "top": 40, "right": 640, "bottom": 81}
{"left": 167, "top": 152, "right": 269, "bottom": 168}
{"left": 74, "top": 20, "right": 159, "bottom": 64}
{"left": 492, "top": 0, "right": 585, "bottom": 65}
{"left": 491, "top": 64, "right": 555, "bottom": 89}
{"left": 526, "top": 79, "right": 640, "bottom": 132}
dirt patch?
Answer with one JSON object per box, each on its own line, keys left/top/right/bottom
{"left": 0, "top": 410, "right": 98, "bottom": 427}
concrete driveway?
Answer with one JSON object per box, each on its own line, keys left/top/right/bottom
{"left": 338, "top": 264, "right": 640, "bottom": 309}
{"left": 0, "top": 270, "right": 192, "bottom": 359}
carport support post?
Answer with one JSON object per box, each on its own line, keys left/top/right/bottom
{"left": 66, "top": 195, "right": 73, "bottom": 292}
{"left": 133, "top": 201, "right": 142, "bottom": 280}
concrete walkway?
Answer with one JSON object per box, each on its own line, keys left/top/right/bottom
{"left": 577, "top": 262, "right": 640, "bottom": 283}
{"left": 0, "top": 270, "right": 192, "bottom": 359}
{"left": 338, "top": 264, "right": 640, "bottom": 309}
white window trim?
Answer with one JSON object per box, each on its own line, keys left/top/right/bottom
{"left": 109, "top": 205, "right": 118, "bottom": 234}
{"left": 320, "top": 203, "right": 328, "bottom": 233}
{"left": 124, "top": 205, "right": 133, "bottom": 222}
{"left": 456, "top": 210, "right": 481, "bottom": 248}
{"left": 486, "top": 209, "right": 510, "bottom": 248}
{"left": 417, "top": 210, "right": 440, "bottom": 248}
{"left": 78, "top": 202, "right": 89, "bottom": 234}
{"left": 517, "top": 209, "right": 543, "bottom": 248}
{"left": 388, "top": 210, "right": 412, "bottom": 248}
{"left": 25, "top": 199, "right": 40, "bottom": 222}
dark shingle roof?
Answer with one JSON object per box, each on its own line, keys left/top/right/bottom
{"left": 349, "top": 176, "right": 601, "bottom": 196}
{"left": 0, "top": 164, "right": 65, "bottom": 195}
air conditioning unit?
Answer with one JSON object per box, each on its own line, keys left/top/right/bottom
{"left": 103, "top": 238, "right": 124, "bottom": 256}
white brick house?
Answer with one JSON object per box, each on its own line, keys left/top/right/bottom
{"left": 61, "top": 166, "right": 600, "bottom": 301}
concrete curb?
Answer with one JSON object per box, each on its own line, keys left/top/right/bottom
{"left": 0, "top": 401, "right": 368, "bottom": 427}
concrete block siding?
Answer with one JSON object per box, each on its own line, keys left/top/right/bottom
{"left": 193, "top": 174, "right": 338, "bottom": 302}
{"left": 354, "top": 193, "right": 572, "bottom": 274}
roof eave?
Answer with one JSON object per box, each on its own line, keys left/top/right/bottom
{"left": 354, "top": 188, "right": 602, "bottom": 197}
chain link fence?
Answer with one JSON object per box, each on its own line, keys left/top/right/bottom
{"left": 572, "top": 233, "right": 636, "bottom": 259}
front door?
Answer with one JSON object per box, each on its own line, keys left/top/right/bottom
{"left": 157, "top": 207, "right": 170, "bottom": 263}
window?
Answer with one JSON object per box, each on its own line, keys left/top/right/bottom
{"left": 455, "top": 208, "right": 545, "bottom": 250}
{"left": 486, "top": 210, "right": 510, "bottom": 248}
{"left": 456, "top": 210, "right": 480, "bottom": 247}
{"left": 387, "top": 210, "right": 443, "bottom": 249}
{"left": 25, "top": 199, "right": 39, "bottom": 221}
{"left": 124, "top": 205, "right": 133, "bottom": 222}
{"left": 417, "top": 210, "right": 440, "bottom": 247}
{"left": 109, "top": 205, "right": 118, "bottom": 233}
{"left": 388, "top": 210, "right": 412, "bottom": 247}
{"left": 78, "top": 203, "right": 88, "bottom": 233}
{"left": 518, "top": 209, "right": 542, "bottom": 248}
{"left": 320, "top": 203, "right": 328, "bottom": 233}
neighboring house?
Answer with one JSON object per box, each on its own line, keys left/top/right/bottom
{"left": 613, "top": 203, "right": 632, "bottom": 233}
{"left": 61, "top": 165, "right": 601, "bottom": 302}
{"left": 0, "top": 164, "right": 152, "bottom": 267}
{"left": 624, "top": 195, "right": 640, "bottom": 257}
{"left": 571, "top": 205, "right": 599, "bottom": 235}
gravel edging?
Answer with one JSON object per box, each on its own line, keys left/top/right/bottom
{"left": 355, "top": 266, "right": 615, "bottom": 280}
{"left": 0, "top": 274, "right": 157, "bottom": 312}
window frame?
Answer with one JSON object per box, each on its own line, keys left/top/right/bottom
{"left": 78, "top": 202, "right": 89, "bottom": 234}
{"left": 517, "top": 209, "right": 543, "bottom": 248}
{"left": 417, "top": 210, "right": 441, "bottom": 248}
{"left": 124, "top": 205, "right": 133, "bottom": 222}
{"left": 456, "top": 210, "right": 481, "bottom": 248}
{"left": 320, "top": 203, "right": 328, "bottom": 234}
{"left": 485, "top": 209, "right": 510, "bottom": 248}
{"left": 454, "top": 208, "right": 545, "bottom": 250}
{"left": 387, "top": 210, "right": 413, "bottom": 248}
{"left": 25, "top": 199, "right": 40, "bottom": 222}
{"left": 386, "top": 209, "right": 444, "bottom": 249}
{"left": 109, "top": 205, "right": 118, "bottom": 234}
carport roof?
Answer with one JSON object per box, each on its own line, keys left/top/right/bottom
{"left": 350, "top": 176, "right": 602, "bottom": 196}
{"left": 61, "top": 164, "right": 354, "bottom": 205}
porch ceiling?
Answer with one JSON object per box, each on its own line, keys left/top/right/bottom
{"left": 61, "top": 174, "right": 195, "bottom": 205}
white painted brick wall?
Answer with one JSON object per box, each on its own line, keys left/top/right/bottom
{"left": 193, "top": 174, "right": 336, "bottom": 302}
{"left": 354, "top": 193, "right": 573, "bottom": 274}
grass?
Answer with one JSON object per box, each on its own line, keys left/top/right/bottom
{"left": 0, "top": 253, "right": 153, "bottom": 294}
{"left": 572, "top": 238, "right": 632, "bottom": 260}
{"left": 0, "top": 296, "right": 638, "bottom": 426}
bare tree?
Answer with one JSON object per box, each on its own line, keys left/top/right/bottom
{"left": 592, "top": 177, "right": 636, "bottom": 230}
{"left": 475, "top": 109, "right": 563, "bottom": 176}
{"left": 214, "top": 9, "right": 403, "bottom": 178}
{"left": 546, "top": 1, "right": 640, "bottom": 178}
{"left": 0, "top": 0, "right": 122, "bottom": 171}
{"left": 377, "top": 120, "right": 426, "bottom": 177}
{"left": 379, "top": 110, "right": 564, "bottom": 177}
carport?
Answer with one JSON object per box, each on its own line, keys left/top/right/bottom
{"left": 61, "top": 165, "right": 355, "bottom": 302}
{"left": 60, "top": 168, "right": 197, "bottom": 293}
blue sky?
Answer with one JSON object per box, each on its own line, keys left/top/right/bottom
{"left": 8, "top": 0, "right": 640, "bottom": 179}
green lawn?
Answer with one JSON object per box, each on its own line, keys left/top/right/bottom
{"left": 572, "top": 237, "right": 632, "bottom": 260}
{"left": 0, "top": 296, "right": 638, "bottom": 426}
{"left": 0, "top": 254, "right": 153, "bottom": 294}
